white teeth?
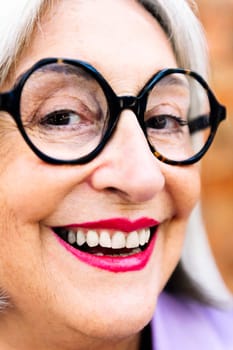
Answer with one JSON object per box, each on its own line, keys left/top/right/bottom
{"left": 126, "top": 231, "right": 140, "bottom": 248}
{"left": 138, "top": 229, "right": 146, "bottom": 246}
{"left": 67, "top": 231, "right": 76, "bottom": 244}
{"left": 76, "top": 229, "right": 85, "bottom": 246}
{"left": 131, "top": 248, "right": 141, "bottom": 254}
{"left": 67, "top": 227, "right": 152, "bottom": 249}
{"left": 86, "top": 230, "right": 99, "bottom": 247}
{"left": 111, "top": 231, "right": 126, "bottom": 249}
{"left": 145, "top": 228, "right": 150, "bottom": 243}
{"left": 99, "top": 230, "right": 111, "bottom": 248}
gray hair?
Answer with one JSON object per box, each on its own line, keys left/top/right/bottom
{"left": 140, "top": 0, "right": 208, "bottom": 76}
{"left": 0, "top": 0, "right": 208, "bottom": 85}
{"left": 0, "top": 288, "right": 10, "bottom": 311}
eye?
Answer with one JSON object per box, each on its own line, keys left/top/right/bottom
{"left": 145, "top": 114, "right": 187, "bottom": 132}
{"left": 40, "top": 110, "right": 81, "bottom": 127}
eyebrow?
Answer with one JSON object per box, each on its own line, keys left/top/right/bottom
{"left": 157, "top": 74, "right": 189, "bottom": 89}
{"left": 14, "top": 62, "right": 93, "bottom": 88}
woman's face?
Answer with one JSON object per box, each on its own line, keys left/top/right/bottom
{"left": 0, "top": 0, "right": 200, "bottom": 348}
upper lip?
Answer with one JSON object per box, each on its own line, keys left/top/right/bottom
{"left": 65, "top": 217, "right": 160, "bottom": 232}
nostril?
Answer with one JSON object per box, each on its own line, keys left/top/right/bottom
{"left": 106, "top": 187, "right": 129, "bottom": 199}
{"left": 107, "top": 187, "right": 118, "bottom": 193}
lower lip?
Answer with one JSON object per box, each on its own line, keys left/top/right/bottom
{"left": 54, "top": 230, "right": 158, "bottom": 273}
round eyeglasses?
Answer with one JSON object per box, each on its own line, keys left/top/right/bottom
{"left": 0, "top": 57, "right": 226, "bottom": 166}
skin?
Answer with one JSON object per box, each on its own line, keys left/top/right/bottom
{"left": 0, "top": 0, "right": 200, "bottom": 349}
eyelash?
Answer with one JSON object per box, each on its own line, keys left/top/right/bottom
{"left": 145, "top": 114, "right": 188, "bottom": 131}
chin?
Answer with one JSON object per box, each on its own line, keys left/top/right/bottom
{"left": 77, "top": 306, "right": 154, "bottom": 341}
{"left": 51, "top": 284, "right": 157, "bottom": 342}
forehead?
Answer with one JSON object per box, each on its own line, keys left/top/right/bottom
{"left": 16, "top": 0, "right": 177, "bottom": 93}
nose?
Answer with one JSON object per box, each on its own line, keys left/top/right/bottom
{"left": 89, "top": 110, "right": 165, "bottom": 203}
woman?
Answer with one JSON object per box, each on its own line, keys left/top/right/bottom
{"left": 0, "top": 0, "right": 231, "bottom": 349}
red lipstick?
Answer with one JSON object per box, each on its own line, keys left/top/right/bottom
{"left": 54, "top": 217, "right": 159, "bottom": 273}
{"left": 68, "top": 217, "right": 158, "bottom": 232}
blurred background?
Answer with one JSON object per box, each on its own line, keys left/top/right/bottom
{"left": 196, "top": 0, "right": 233, "bottom": 291}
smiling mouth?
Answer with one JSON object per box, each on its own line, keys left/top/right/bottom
{"left": 53, "top": 226, "right": 157, "bottom": 257}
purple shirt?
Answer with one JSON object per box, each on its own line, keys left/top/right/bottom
{"left": 151, "top": 292, "right": 233, "bottom": 349}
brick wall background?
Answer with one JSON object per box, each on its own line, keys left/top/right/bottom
{"left": 195, "top": 0, "right": 233, "bottom": 289}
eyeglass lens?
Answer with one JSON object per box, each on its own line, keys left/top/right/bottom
{"left": 146, "top": 73, "right": 210, "bottom": 161}
{"left": 20, "top": 62, "right": 211, "bottom": 163}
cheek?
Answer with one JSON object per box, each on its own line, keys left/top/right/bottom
{"left": 155, "top": 164, "right": 201, "bottom": 290}
{"left": 0, "top": 165, "right": 57, "bottom": 222}
{"left": 0, "top": 149, "right": 92, "bottom": 223}
{"left": 165, "top": 164, "right": 201, "bottom": 218}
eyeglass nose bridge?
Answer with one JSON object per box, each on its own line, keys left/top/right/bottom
{"left": 118, "top": 95, "right": 147, "bottom": 129}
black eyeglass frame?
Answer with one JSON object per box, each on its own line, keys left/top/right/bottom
{"left": 0, "top": 57, "right": 226, "bottom": 166}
